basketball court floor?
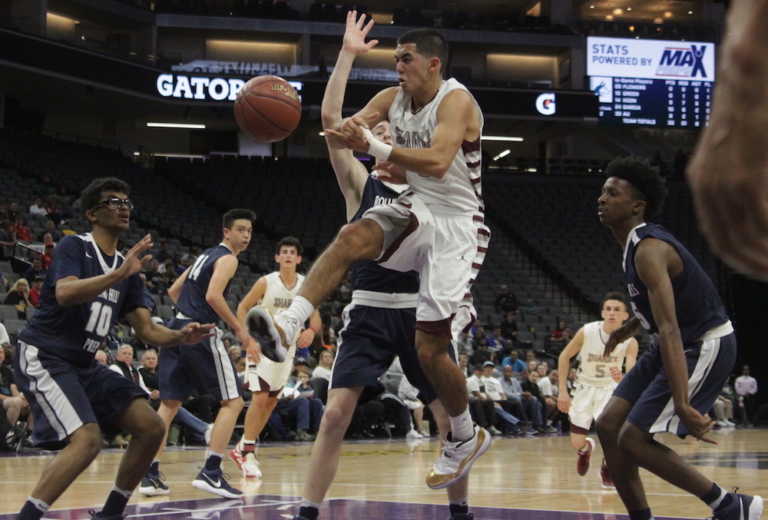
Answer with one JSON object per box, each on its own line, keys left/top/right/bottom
{"left": 2, "top": 429, "right": 766, "bottom": 519}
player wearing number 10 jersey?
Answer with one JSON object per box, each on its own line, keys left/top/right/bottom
{"left": 14, "top": 177, "right": 213, "bottom": 520}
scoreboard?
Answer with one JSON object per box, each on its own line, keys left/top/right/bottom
{"left": 587, "top": 37, "right": 716, "bottom": 128}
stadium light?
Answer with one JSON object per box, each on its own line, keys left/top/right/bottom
{"left": 493, "top": 149, "right": 511, "bottom": 161}
{"left": 146, "top": 122, "right": 206, "bottom": 129}
{"left": 481, "top": 136, "right": 524, "bottom": 142}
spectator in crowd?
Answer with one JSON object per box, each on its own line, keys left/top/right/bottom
{"left": 495, "top": 284, "right": 518, "bottom": 315}
{"left": 138, "top": 349, "right": 161, "bottom": 402}
{"left": 41, "top": 219, "right": 62, "bottom": 243}
{"left": 522, "top": 370, "right": 557, "bottom": 433}
{"left": 458, "top": 353, "right": 470, "bottom": 377}
{"left": 23, "top": 258, "right": 45, "bottom": 283}
{"left": 480, "top": 361, "right": 522, "bottom": 434}
{"left": 735, "top": 365, "right": 758, "bottom": 427}
{"left": 4, "top": 278, "right": 32, "bottom": 319}
{"left": 28, "top": 277, "right": 43, "bottom": 308}
{"left": 29, "top": 199, "right": 47, "bottom": 217}
{"left": 109, "top": 344, "right": 152, "bottom": 395}
{"left": 501, "top": 350, "right": 526, "bottom": 373}
{"left": 485, "top": 327, "right": 506, "bottom": 352}
{"left": 500, "top": 311, "right": 518, "bottom": 344}
{"left": 311, "top": 349, "right": 333, "bottom": 382}
{"left": 470, "top": 340, "right": 493, "bottom": 367}
{"left": 549, "top": 320, "right": 572, "bottom": 346}
{"left": 267, "top": 382, "right": 322, "bottom": 442}
{"left": 0, "top": 220, "right": 16, "bottom": 260}
{"left": 712, "top": 389, "right": 736, "bottom": 428}
{"left": 14, "top": 217, "right": 31, "bottom": 242}
{"left": 499, "top": 365, "right": 543, "bottom": 431}
{"left": 0, "top": 345, "right": 29, "bottom": 428}
{"left": 94, "top": 349, "right": 109, "bottom": 366}
{"left": 466, "top": 365, "right": 499, "bottom": 435}
{"left": 527, "top": 359, "right": 539, "bottom": 374}
{"left": 0, "top": 322, "right": 10, "bottom": 350}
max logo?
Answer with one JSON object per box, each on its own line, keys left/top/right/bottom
{"left": 656, "top": 45, "right": 708, "bottom": 78}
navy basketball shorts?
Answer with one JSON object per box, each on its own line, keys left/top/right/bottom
{"left": 614, "top": 332, "right": 737, "bottom": 436}
{"left": 331, "top": 304, "right": 456, "bottom": 404}
{"left": 159, "top": 320, "right": 241, "bottom": 402}
{"left": 14, "top": 341, "right": 147, "bottom": 447}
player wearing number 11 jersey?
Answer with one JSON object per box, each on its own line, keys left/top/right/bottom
{"left": 14, "top": 177, "right": 214, "bottom": 520}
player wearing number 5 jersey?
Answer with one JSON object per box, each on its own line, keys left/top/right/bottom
{"left": 557, "top": 292, "right": 638, "bottom": 486}
{"left": 14, "top": 177, "right": 214, "bottom": 520}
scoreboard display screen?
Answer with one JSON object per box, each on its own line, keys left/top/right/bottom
{"left": 587, "top": 37, "right": 716, "bottom": 128}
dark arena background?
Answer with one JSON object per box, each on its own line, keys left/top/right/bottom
{"left": 1, "top": 1, "right": 767, "bottom": 519}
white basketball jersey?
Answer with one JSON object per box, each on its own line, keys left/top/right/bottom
{"left": 388, "top": 78, "right": 484, "bottom": 214}
{"left": 576, "top": 321, "right": 632, "bottom": 387}
{"left": 260, "top": 271, "right": 305, "bottom": 315}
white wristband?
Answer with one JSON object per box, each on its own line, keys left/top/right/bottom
{"left": 362, "top": 127, "right": 392, "bottom": 161}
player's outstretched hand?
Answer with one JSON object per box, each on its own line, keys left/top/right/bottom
{"left": 676, "top": 404, "right": 717, "bottom": 444}
{"left": 119, "top": 234, "right": 154, "bottom": 278}
{"left": 297, "top": 328, "right": 315, "bottom": 349}
{"left": 557, "top": 394, "right": 571, "bottom": 413}
{"left": 178, "top": 322, "right": 215, "bottom": 344}
{"left": 239, "top": 332, "right": 261, "bottom": 364}
{"left": 374, "top": 161, "right": 408, "bottom": 184}
{"left": 342, "top": 10, "right": 379, "bottom": 56}
{"left": 686, "top": 0, "right": 768, "bottom": 280}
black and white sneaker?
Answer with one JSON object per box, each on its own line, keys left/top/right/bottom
{"left": 139, "top": 473, "right": 170, "bottom": 496}
{"left": 247, "top": 307, "right": 290, "bottom": 362}
{"left": 714, "top": 493, "right": 764, "bottom": 520}
{"left": 192, "top": 467, "right": 243, "bottom": 499}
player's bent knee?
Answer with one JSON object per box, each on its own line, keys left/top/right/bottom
{"left": 223, "top": 396, "right": 245, "bottom": 411}
{"left": 335, "top": 221, "right": 381, "bottom": 260}
{"left": 70, "top": 423, "right": 103, "bottom": 459}
{"left": 596, "top": 412, "right": 621, "bottom": 439}
{"left": 617, "top": 422, "right": 647, "bottom": 454}
{"left": 319, "top": 405, "right": 352, "bottom": 435}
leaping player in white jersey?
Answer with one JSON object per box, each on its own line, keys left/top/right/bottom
{"left": 249, "top": 13, "right": 491, "bottom": 490}
{"left": 230, "top": 236, "right": 321, "bottom": 478}
{"left": 557, "top": 292, "right": 638, "bottom": 487}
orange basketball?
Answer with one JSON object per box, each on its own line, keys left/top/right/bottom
{"left": 234, "top": 76, "right": 301, "bottom": 143}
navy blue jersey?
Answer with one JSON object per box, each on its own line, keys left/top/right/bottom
{"left": 350, "top": 177, "right": 419, "bottom": 294}
{"left": 623, "top": 223, "right": 728, "bottom": 344}
{"left": 176, "top": 244, "right": 234, "bottom": 323}
{"left": 19, "top": 234, "right": 146, "bottom": 367}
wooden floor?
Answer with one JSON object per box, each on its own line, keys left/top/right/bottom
{"left": 2, "top": 428, "right": 767, "bottom": 519}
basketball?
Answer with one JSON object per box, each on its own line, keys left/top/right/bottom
{"left": 234, "top": 75, "right": 301, "bottom": 142}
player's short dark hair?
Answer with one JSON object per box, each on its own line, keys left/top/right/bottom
{"left": 81, "top": 177, "right": 130, "bottom": 212}
{"left": 276, "top": 236, "right": 303, "bottom": 255}
{"left": 222, "top": 208, "right": 256, "bottom": 229}
{"left": 601, "top": 291, "right": 629, "bottom": 311}
{"left": 605, "top": 156, "right": 668, "bottom": 219}
{"left": 397, "top": 28, "right": 449, "bottom": 75}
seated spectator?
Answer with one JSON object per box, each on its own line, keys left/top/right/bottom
{"left": 485, "top": 327, "right": 506, "bottom": 352}
{"left": 527, "top": 359, "right": 539, "bottom": 374}
{"left": 712, "top": 388, "right": 735, "bottom": 428}
{"left": 267, "top": 381, "right": 323, "bottom": 441}
{"left": 735, "top": 365, "right": 758, "bottom": 426}
{"left": 522, "top": 370, "right": 556, "bottom": 433}
{"left": 499, "top": 365, "right": 543, "bottom": 431}
{"left": 500, "top": 311, "right": 518, "bottom": 344}
{"left": 137, "top": 349, "right": 161, "bottom": 402}
{"left": 549, "top": 320, "right": 573, "bottom": 345}
{"left": 29, "top": 198, "right": 47, "bottom": 216}
{"left": 41, "top": 219, "right": 62, "bottom": 243}
{"left": 4, "top": 278, "right": 32, "bottom": 319}
{"left": 0, "top": 221, "right": 16, "bottom": 260}
{"left": 495, "top": 284, "right": 518, "bottom": 315}
{"left": 470, "top": 342, "right": 492, "bottom": 367}
{"left": 41, "top": 240, "right": 54, "bottom": 270}
{"left": 466, "top": 365, "right": 498, "bottom": 435}
{"left": 501, "top": 350, "right": 526, "bottom": 373}
{"left": 0, "top": 345, "right": 30, "bottom": 430}
{"left": 94, "top": 349, "right": 110, "bottom": 365}
{"left": 14, "top": 217, "right": 31, "bottom": 242}
{"left": 23, "top": 258, "right": 45, "bottom": 283}
{"left": 28, "top": 277, "right": 43, "bottom": 308}
{"left": 311, "top": 349, "right": 333, "bottom": 382}
{"left": 480, "top": 361, "right": 522, "bottom": 435}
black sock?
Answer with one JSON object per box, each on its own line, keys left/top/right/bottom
{"left": 701, "top": 482, "right": 732, "bottom": 510}
{"left": 18, "top": 500, "right": 47, "bottom": 520}
{"left": 102, "top": 488, "right": 131, "bottom": 516}
{"left": 148, "top": 461, "right": 159, "bottom": 477}
{"left": 450, "top": 502, "right": 470, "bottom": 516}
{"left": 629, "top": 508, "right": 652, "bottom": 520}
{"left": 205, "top": 454, "right": 222, "bottom": 471}
{"left": 298, "top": 505, "right": 319, "bottom": 519}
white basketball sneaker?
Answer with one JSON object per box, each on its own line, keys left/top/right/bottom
{"left": 425, "top": 425, "right": 491, "bottom": 489}
{"left": 242, "top": 452, "right": 263, "bottom": 479}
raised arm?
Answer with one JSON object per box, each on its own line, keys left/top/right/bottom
{"left": 321, "top": 11, "right": 380, "bottom": 220}
{"left": 635, "top": 238, "right": 714, "bottom": 441}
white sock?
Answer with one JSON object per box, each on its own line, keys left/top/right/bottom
{"left": 449, "top": 408, "right": 474, "bottom": 441}
{"left": 27, "top": 497, "right": 50, "bottom": 513}
{"left": 300, "top": 499, "right": 321, "bottom": 509}
{"left": 708, "top": 486, "right": 728, "bottom": 510}
{"left": 282, "top": 296, "right": 315, "bottom": 327}
{"left": 112, "top": 486, "right": 133, "bottom": 499}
